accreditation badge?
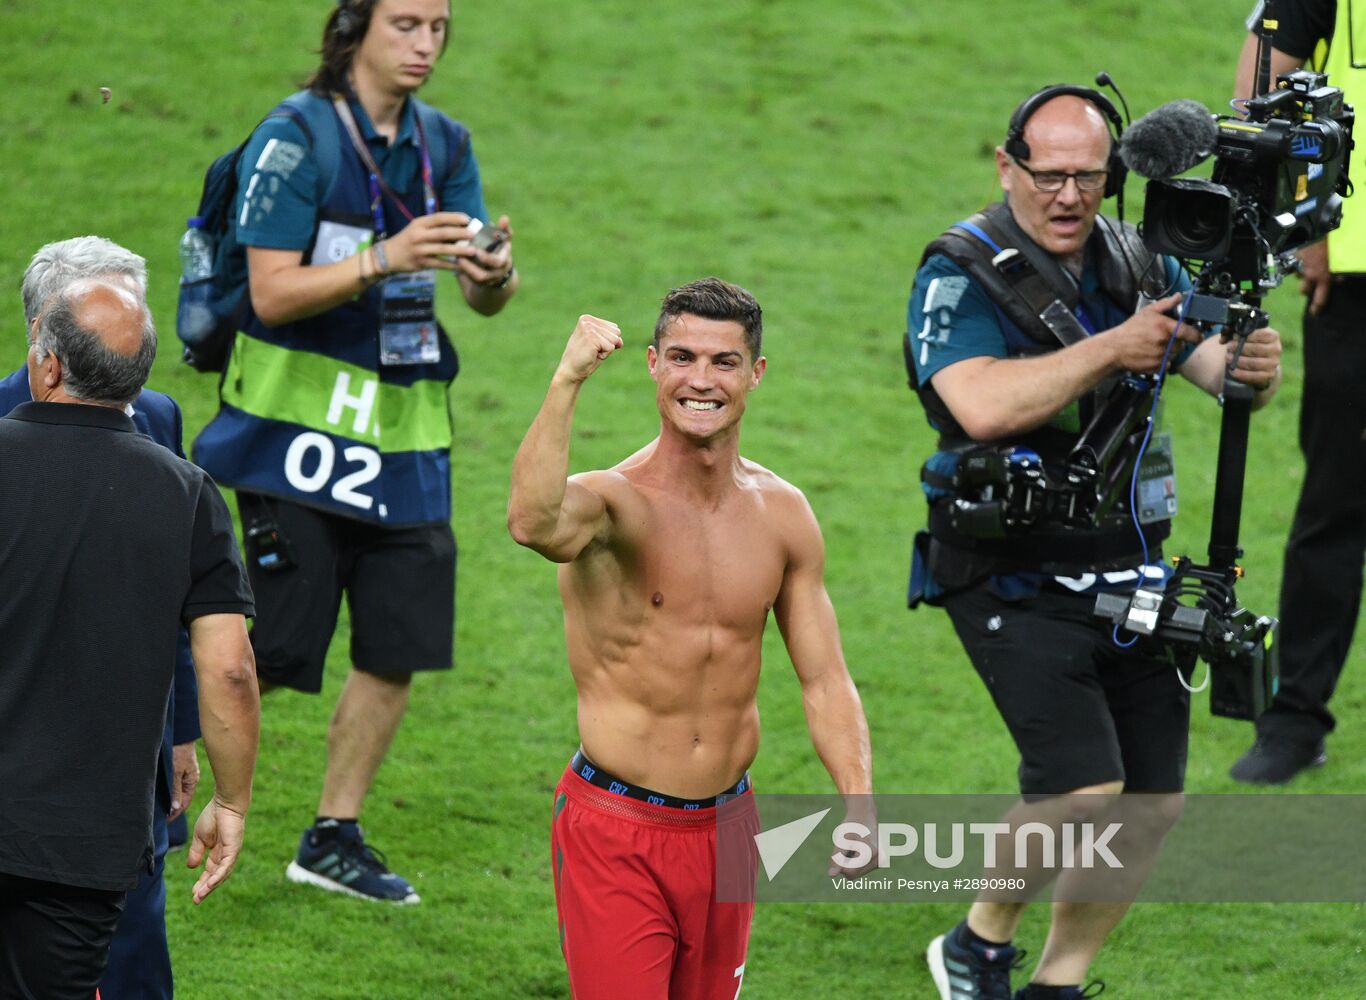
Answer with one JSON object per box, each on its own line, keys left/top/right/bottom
{"left": 1136, "top": 433, "right": 1178, "bottom": 524}
{"left": 378, "top": 269, "right": 440, "bottom": 366}
{"left": 311, "top": 220, "right": 373, "bottom": 266}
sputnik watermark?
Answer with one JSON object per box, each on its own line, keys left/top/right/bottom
{"left": 828, "top": 820, "right": 1123, "bottom": 874}
{"left": 717, "top": 793, "right": 1366, "bottom": 903}
{"left": 753, "top": 812, "right": 1121, "bottom": 882}
{"left": 752, "top": 808, "right": 831, "bottom": 881}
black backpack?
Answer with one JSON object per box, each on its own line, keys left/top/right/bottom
{"left": 176, "top": 94, "right": 334, "bottom": 371}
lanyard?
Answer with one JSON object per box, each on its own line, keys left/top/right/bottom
{"left": 1074, "top": 301, "right": 1099, "bottom": 336}
{"left": 332, "top": 95, "right": 439, "bottom": 239}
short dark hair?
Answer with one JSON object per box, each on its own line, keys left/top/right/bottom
{"left": 35, "top": 282, "right": 157, "bottom": 407}
{"left": 652, "top": 278, "right": 763, "bottom": 362}
{"left": 307, "top": 0, "right": 452, "bottom": 96}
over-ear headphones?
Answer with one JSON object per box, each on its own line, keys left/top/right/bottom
{"left": 335, "top": 0, "right": 363, "bottom": 38}
{"left": 1004, "top": 83, "right": 1126, "bottom": 200}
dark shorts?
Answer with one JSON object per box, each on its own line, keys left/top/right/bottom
{"left": 0, "top": 873, "right": 125, "bottom": 1000}
{"left": 238, "top": 492, "right": 455, "bottom": 693}
{"left": 551, "top": 760, "right": 757, "bottom": 1000}
{"left": 944, "top": 581, "right": 1191, "bottom": 796}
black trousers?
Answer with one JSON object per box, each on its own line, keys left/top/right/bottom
{"left": 0, "top": 873, "right": 125, "bottom": 1000}
{"left": 1259, "top": 277, "right": 1366, "bottom": 743}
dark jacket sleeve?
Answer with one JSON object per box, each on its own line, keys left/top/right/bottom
{"left": 140, "top": 392, "right": 203, "bottom": 745}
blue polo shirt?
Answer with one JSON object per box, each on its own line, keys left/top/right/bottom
{"left": 236, "top": 93, "right": 487, "bottom": 249}
{"left": 907, "top": 252, "right": 1197, "bottom": 407}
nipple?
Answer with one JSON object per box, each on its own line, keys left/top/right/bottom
{"left": 652, "top": 592, "right": 664, "bottom": 607}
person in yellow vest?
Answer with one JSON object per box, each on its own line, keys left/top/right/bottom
{"left": 1230, "top": 1, "right": 1366, "bottom": 783}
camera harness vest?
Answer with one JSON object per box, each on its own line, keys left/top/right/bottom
{"left": 908, "top": 200, "right": 1173, "bottom": 574}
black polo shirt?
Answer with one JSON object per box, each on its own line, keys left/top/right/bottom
{"left": 0, "top": 401, "right": 254, "bottom": 891}
{"left": 1251, "top": 0, "right": 1334, "bottom": 60}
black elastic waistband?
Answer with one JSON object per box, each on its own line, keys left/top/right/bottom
{"left": 570, "top": 750, "right": 751, "bottom": 810}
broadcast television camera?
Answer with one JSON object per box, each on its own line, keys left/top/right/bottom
{"left": 1141, "top": 69, "right": 1354, "bottom": 290}
{"left": 1112, "top": 68, "right": 1351, "bottom": 718}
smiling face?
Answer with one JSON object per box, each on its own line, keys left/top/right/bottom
{"left": 647, "top": 313, "right": 765, "bottom": 444}
{"left": 352, "top": 0, "right": 450, "bottom": 98}
{"left": 996, "top": 95, "right": 1112, "bottom": 260}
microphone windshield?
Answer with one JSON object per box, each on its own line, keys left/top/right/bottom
{"left": 1119, "top": 99, "right": 1218, "bottom": 178}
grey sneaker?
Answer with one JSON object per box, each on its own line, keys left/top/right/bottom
{"left": 285, "top": 823, "right": 419, "bottom": 904}
{"left": 927, "top": 921, "right": 1023, "bottom": 1000}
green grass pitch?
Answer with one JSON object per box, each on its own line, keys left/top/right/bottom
{"left": 1, "top": 0, "right": 1362, "bottom": 995}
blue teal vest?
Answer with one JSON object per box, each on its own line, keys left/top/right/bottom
{"left": 195, "top": 92, "right": 463, "bottom": 526}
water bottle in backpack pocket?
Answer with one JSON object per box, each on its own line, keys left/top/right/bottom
{"left": 176, "top": 137, "right": 260, "bottom": 373}
{"left": 177, "top": 217, "right": 220, "bottom": 357}
{"left": 176, "top": 98, "right": 321, "bottom": 373}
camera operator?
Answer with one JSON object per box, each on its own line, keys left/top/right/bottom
{"left": 908, "top": 88, "right": 1281, "bottom": 1000}
{"left": 1228, "top": 1, "right": 1364, "bottom": 784}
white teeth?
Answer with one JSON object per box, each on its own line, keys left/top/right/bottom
{"left": 683, "top": 400, "right": 720, "bottom": 410}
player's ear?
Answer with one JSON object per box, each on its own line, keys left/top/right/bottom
{"left": 647, "top": 344, "right": 659, "bottom": 377}
{"left": 750, "top": 356, "right": 766, "bottom": 388}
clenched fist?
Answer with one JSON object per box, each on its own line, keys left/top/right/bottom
{"left": 556, "top": 315, "right": 625, "bottom": 384}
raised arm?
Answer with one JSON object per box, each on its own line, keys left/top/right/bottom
{"left": 508, "top": 315, "right": 626, "bottom": 562}
{"left": 185, "top": 612, "right": 260, "bottom": 904}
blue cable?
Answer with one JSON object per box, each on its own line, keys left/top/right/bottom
{"left": 951, "top": 221, "right": 1005, "bottom": 255}
{"left": 1111, "top": 287, "right": 1197, "bottom": 647}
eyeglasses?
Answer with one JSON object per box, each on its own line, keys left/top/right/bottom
{"left": 1011, "top": 158, "right": 1109, "bottom": 193}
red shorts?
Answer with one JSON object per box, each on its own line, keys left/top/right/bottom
{"left": 551, "top": 766, "right": 758, "bottom": 999}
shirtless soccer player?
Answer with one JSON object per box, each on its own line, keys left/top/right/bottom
{"left": 508, "top": 278, "right": 875, "bottom": 999}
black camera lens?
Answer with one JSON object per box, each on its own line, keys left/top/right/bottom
{"left": 1142, "top": 178, "right": 1235, "bottom": 262}
{"left": 1168, "top": 196, "right": 1231, "bottom": 256}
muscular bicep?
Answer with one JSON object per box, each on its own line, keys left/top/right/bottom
{"left": 530, "top": 473, "right": 615, "bottom": 564}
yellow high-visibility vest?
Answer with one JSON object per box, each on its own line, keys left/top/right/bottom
{"left": 1321, "top": 2, "right": 1366, "bottom": 272}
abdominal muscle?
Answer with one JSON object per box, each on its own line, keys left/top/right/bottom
{"left": 563, "top": 595, "right": 767, "bottom": 800}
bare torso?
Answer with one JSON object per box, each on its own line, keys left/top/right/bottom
{"left": 559, "top": 443, "right": 796, "bottom": 798}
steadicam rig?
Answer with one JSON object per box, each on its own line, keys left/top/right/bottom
{"left": 1089, "top": 293, "right": 1279, "bottom": 722}
{"left": 947, "top": 293, "right": 1281, "bottom": 720}
{"left": 1083, "top": 48, "right": 1355, "bottom": 718}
